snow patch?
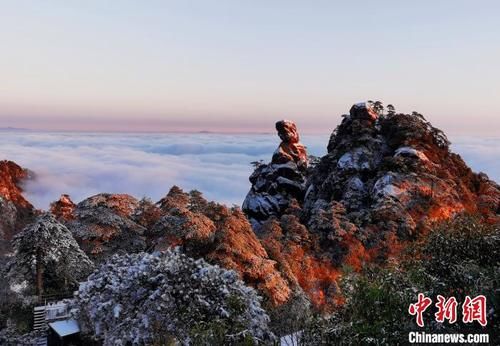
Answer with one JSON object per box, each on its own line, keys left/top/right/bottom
{"left": 10, "top": 281, "right": 28, "bottom": 293}
{"left": 373, "top": 174, "right": 403, "bottom": 199}
{"left": 394, "top": 147, "right": 429, "bottom": 162}
{"left": 337, "top": 148, "right": 371, "bottom": 171}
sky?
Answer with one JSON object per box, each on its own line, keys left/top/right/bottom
{"left": 1, "top": 1, "right": 499, "bottom": 134}
{"left": 1, "top": 131, "right": 498, "bottom": 209}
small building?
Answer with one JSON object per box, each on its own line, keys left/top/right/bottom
{"left": 47, "top": 319, "right": 81, "bottom": 346}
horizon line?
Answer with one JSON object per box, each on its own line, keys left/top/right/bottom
{"left": 0, "top": 126, "right": 333, "bottom": 136}
{"left": 1, "top": 126, "right": 498, "bottom": 138}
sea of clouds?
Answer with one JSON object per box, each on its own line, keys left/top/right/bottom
{"left": 0, "top": 131, "right": 498, "bottom": 209}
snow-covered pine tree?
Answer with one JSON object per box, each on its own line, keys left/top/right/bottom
{"left": 73, "top": 250, "right": 275, "bottom": 345}
{"left": 10, "top": 213, "right": 94, "bottom": 297}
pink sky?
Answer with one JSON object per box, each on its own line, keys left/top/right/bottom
{"left": 1, "top": 1, "right": 499, "bottom": 135}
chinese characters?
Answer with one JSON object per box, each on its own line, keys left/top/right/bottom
{"left": 409, "top": 294, "right": 487, "bottom": 327}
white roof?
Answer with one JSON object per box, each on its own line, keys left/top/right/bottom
{"left": 49, "top": 319, "right": 80, "bottom": 337}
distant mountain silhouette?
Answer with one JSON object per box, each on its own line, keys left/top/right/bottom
{"left": 0, "top": 127, "right": 31, "bottom": 132}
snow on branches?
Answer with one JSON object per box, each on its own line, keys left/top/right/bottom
{"left": 10, "top": 213, "right": 94, "bottom": 295}
{"left": 73, "top": 250, "right": 275, "bottom": 345}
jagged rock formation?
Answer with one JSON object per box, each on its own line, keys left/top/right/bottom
{"left": 305, "top": 103, "right": 500, "bottom": 259}
{"left": 0, "top": 161, "right": 35, "bottom": 256}
{"left": 243, "top": 120, "right": 309, "bottom": 229}
{"left": 0, "top": 161, "right": 33, "bottom": 209}
{"left": 50, "top": 194, "right": 76, "bottom": 220}
{"left": 243, "top": 102, "right": 500, "bottom": 307}
{"left": 258, "top": 214, "right": 341, "bottom": 308}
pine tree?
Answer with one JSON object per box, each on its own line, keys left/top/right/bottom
{"left": 188, "top": 189, "right": 209, "bottom": 213}
{"left": 132, "top": 197, "right": 161, "bottom": 228}
{"left": 11, "top": 213, "right": 94, "bottom": 297}
{"left": 157, "top": 185, "right": 190, "bottom": 211}
{"left": 373, "top": 100, "right": 384, "bottom": 114}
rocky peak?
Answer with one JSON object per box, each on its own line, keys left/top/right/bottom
{"left": 243, "top": 120, "right": 308, "bottom": 228}
{"left": 50, "top": 194, "right": 76, "bottom": 220}
{"left": 59, "top": 193, "right": 147, "bottom": 262}
{"left": 350, "top": 102, "right": 379, "bottom": 121}
{"left": 0, "top": 161, "right": 35, "bottom": 256}
{"left": 305, "top": 102, "right": 499, "bottom": 256}
{"left": 157, "top": 185, "right": 190, "bottom": 211}
{"left": 241, "top": 102, "right": 500, "bottom": 308}
{"left": 77, "top": 193, "right": 139, "bottom": 218}
{"left": 0, "top": 160, "right": 33, "bottom": 209}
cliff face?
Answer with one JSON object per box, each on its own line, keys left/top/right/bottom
{"left": 0, "top": 161, "right": 35, "bottom": 255}
{"left": 0, "top": 161, "right": 33, "bottom": 209}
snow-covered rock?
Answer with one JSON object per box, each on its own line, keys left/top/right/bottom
{"left": 304, "top": 102, "right": 500, "bottom": 276}
{"left": 394, "top": 146, "right": 429, "bottom": 162}
{"left": 373, "top": 173, "right": 404, "bottom": 199}
{"left": 337, "top": 147, "right": 372, "bottom": 171}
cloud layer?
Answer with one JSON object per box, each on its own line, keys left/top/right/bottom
{"left": 0, "top": 132, "right": 497, "bottom": 210}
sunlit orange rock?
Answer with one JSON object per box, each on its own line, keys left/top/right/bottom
{"left": 50, "top": 194, "right": 76, "bottom": 220}
{"left": 0, "top": 160, "right": 35, "bottom": 255}
{"left": 150, "top": 190, "right": 292, "bottom": 306}
{"left": 272, "top": 120, "right": 308, "bottom": 167}
{"left": 259, "top": 216, "right": 341, "bottom": 310}
{"left": 0, "top": 160, "right": 33, "bottom": 209}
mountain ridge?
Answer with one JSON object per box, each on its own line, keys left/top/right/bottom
{"left": 1, "top": 102, "right": 498, "bottom": 310}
